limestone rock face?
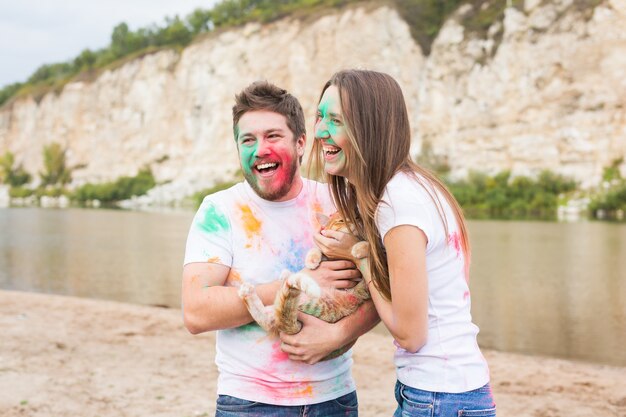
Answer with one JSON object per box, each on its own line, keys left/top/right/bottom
{"left": 0, "top": 1, "right": 624, "bottom": 203}
{"left": 419, "top": 0, "right": 626, "bottom": 186}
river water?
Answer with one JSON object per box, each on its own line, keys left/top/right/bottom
{"left": 1, "top": 207, "right": 624, "bottom": 366}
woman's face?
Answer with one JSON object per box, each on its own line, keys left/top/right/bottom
{"left": 314, "top": 85, "right": 350, "bottom": 179}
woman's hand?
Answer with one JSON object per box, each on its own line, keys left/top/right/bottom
{"left": 313, "top": 229, "right": 360, "bottom": 262}
{"left": 302, "top": 260, "right": 361, "bottom": 289}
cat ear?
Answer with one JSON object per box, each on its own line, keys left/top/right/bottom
{"left": 316, "top": 212, "right": 330, "bottom": 228}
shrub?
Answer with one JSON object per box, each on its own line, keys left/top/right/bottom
{"left": 447, "top": 169, "right": 577, "bottom": 219}
{"left": 0, "top": 151, "right": 32, "bottom": 187}
{"left": 589, "top": 160, "right": 626, "bottom": 219}
{"left": 72, "top": 167, "right": 156, "bottom": 204}
{"left": 8, "top": 186, "right": 34, "bottom": 198}
{"left": 40, "top": 143, "right": 72, "bottom": 186}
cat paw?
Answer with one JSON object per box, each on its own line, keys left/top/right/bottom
{"left": 287, "top": 273, "right": 321, "bottom": 298}
{"left": 351, "top": 241, "right": 370, "bottom": 259}
{"left": 238, "top": 282, "right": 254, "bottom": 299}
{"left": 305, "top": 248, "right": 322, "bottom": 270}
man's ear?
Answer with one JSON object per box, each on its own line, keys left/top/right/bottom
{"left": 296, "top": 134, "right": 306, "bottom": 157}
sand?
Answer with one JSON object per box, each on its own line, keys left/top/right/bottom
{"left": 1, "top": 289, "right": 624, "bottom": 417}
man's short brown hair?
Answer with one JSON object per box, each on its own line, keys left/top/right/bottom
{"left": 232, "top": 81, "right": 306, "bottom": 140}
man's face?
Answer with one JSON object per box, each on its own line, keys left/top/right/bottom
{"left": 236, "top": 110, "right": 305, "bottom": 201}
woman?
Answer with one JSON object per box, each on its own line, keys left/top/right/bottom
{"left": 310, "top": 70, "right": 496, "bottom": 416}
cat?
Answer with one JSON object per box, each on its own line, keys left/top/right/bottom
{"left": 238, "top": 212, "right": 371, "bottom": 360}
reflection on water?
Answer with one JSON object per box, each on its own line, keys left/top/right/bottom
{"left": 469, "top": 220, "right": 626, "bottom": 367}
{"left": 0, "top": 208, "right": 624, "bottom": 366}
{"left": 0, "top": 208, "right": 193, "bottom": 307}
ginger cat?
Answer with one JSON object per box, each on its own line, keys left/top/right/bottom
{"left": 238, "top": 213, "right": 370, "bottom": 360}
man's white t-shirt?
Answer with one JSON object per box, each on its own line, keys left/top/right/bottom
{"left": 376, "top": 171, "right": 490, "bottom": 393}
{"left": 184, "top": 178, "right": 356, "bottom": 405}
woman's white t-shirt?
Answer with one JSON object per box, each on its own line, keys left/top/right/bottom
{"left": 376, "top": 171, "right": 490, "bottom": 393}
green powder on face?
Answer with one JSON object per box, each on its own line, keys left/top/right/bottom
{"left": 239, "top": 142, "right": 259, "bottom": 173}
{"left": 197, "top": 203, "right": 229, "bottom": 233}
{"left": 318, "top": 98, "right": 339, "bottom": 137}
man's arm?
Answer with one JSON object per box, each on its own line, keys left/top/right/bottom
{"left": 182, "top": 262, "right": 281, "bottom": 334}
{"left": 278, "top": 300, "right": 380, "bottom": 364}
{"left": 182, "top": 260, "right": 363, "bottom": 335}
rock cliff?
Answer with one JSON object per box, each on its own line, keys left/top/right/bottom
{"left": 0, "top": 0, "right": 624, "bottom": 204}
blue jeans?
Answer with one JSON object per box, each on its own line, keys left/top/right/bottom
{"left": 393, "top": 381, "right": 496, "bottom": 417}
{"left": 215, "top": 391, "right": 358, "bottom": 416}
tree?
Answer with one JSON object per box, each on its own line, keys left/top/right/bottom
{"left": 40, "top": 143, "right": 72, "bottom": 186}
{"left": 73, "top": 49, "right": 97, "bottom": 71}
{"left": 0, "top": 151, "right": 32, "bottom": 187}
{"left": 186, "top": 9, "right": 213, "bottom": 34}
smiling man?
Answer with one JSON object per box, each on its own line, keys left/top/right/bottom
{"left": 181, "top": 81, "right": 379, "bottom": 416}
{"left": 237, "top": 109, "right": 303, "bottom": 201}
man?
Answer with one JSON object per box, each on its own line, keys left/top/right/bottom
{"left": 182, "top": 80, "right": 379, "bottom": 416}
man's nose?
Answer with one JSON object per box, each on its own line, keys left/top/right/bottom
{"left": 256, "top": 138, "right": 272, "bottom": 155}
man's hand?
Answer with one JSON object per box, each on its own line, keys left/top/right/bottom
{"left": 279, "top": 312, "right": 354, "bottom": 365}
{"left": 303, "top": 260, "right": 361, "bottom": 289}
{"left": 314, "top": 229, "right": 361, "bottom": 261}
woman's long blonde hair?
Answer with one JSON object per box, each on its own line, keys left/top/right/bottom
{"left": 309, "top": 69, "right": 470, "bottom": 300}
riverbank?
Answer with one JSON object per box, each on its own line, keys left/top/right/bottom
{"left": 1, "top": 290, "right": 625, "bottom": 417}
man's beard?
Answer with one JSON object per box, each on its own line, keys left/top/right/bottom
{"left": 244, "top": 157, "right": 299, "bottom": 201}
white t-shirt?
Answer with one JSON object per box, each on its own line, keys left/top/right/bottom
{"left": 184, "top": 178, "right": 356, "bottom": 405}
{"left": 376, "top": 171, "right": 490, "bottom": 393}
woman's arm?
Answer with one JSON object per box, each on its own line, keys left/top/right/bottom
{"left": 317, "top": 225, "right": 429, "bottom": 353}
{"left": 369, "top": 225, "right": 428, "bottom": 353}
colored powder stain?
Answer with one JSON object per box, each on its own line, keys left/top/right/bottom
{"left": 318, "top": 98, "right": 339, "bottom": 137}
{"left": 463, "top": 290, "right": 470, "bottom": 301}
{"left": 240, "top": 143, "right": 258, "bottom": 184}
{"left": 277, "top": 240, "right": 307, "bottom": 275}
{"left": 226, "top": 269, "right": 242, "bottom": 286}
{"left": 198, "top": 203, "right": 229, "bottom": 233}
{"left": 191, "top": 274, "right": 214, "bottom": 289}
{"left": 239, "top": 204, "right": 262, "bottom": 245}
{"left": 206, "top": 256, "right": 221, "bottom": 263}
{"left": 238, "top": 322, "right": 261, "bottom": 333}
{"left": 293, "top": 384, "right": 314, "bottom": 398}
{"left": 270, "top": 340, "right": 290, "bottom": 363}
{"left": 310, "top": 202, "right": 324, "bottom": 229}
{"left": 448, "top": 232, "right": 462, "bottom": 257}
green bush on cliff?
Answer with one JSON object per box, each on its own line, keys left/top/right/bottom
{"left": 447, "top": 169, "right": 577, "bottom": 219}
{"left": 72, "top": 167, "right": 156, "bottom": 204}
{"left": 40, "top": 142, "right": 72, "bottom": 186}
{"left": 0, "top": 151, "right": 32, "bottom": 187}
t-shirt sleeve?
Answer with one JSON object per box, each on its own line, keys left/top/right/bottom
{"left": 375, "top": 179, "right": 434, "bottom": 246}
{"left": 183, "top": 197, "right": 233, "bottom": 266}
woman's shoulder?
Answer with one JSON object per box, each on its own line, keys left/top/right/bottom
{"left": 384, "top": 170, "right": 434, "bottom": 198}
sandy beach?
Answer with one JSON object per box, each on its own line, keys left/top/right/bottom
{"left": 1, "top": 289, "right": 624, "bottom": 417}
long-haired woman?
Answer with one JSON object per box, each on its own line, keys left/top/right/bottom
{"left": 310, "top": 69, "right": 495, "bottom": 417}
